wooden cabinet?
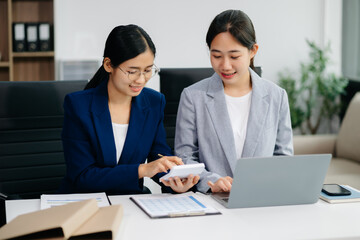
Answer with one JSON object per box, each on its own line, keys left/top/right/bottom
{"left": 0, "top": 0, "right": 54, "bottom": 81}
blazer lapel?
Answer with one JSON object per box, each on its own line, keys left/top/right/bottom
{"left": 242, "top": 68, "right": 270, "bottom": 157}
{"left": 91, "top": 80, "right": 117, "bottom": 166}
{"left": 119, "top": 92, "right": 149, "bottom": 164}
{"left": 205, "top": 74, "right": 237, "bottom": 173}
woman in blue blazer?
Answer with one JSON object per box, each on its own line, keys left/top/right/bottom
{"left": 175, "top": 10, "right": 293, "bottom": 193}
{"left": 59, "top": 25, "right": 199, "bottom": 195}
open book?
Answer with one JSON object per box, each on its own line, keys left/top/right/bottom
{"left": 0, "top": 199, "right": 122, "bottom": 239}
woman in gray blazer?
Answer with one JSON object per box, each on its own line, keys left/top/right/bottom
{"left": 175, "top": 10, "right": 293, "bottom": 193}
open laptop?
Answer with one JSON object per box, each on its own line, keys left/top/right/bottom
{"left": 211, "top": 154, "right": 331, "bottom": 208}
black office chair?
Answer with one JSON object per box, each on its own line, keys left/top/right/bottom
{"left": 159, "top": 67, "right": 262, "bottom": 151}
{"left": 159, "top": 68, "right": 214, "bottom": 150}
{"left": 0, "top": 80, "right": 88, "bottom": 200}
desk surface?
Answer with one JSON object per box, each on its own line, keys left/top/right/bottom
{"left": 6, "top": 193, "right": 360, "bottom": 240}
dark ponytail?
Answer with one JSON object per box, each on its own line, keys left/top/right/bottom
{"left": 85, "top": 24, "right": 156, "bottom": 90}
{"left": 206, "top": 9, "right": 257, "bottom": 71}
{"left": 85, "top": 65, "right": 108, "bottom": 90}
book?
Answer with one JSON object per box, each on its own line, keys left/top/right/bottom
{"left": 0, "top": 199, "right": 123, "bottom": 239}
{"left": 130, "top": 192, "right": 221, "bottom": 218}
{"left": 320, "top": 185, "right": 360, "bottom": 203}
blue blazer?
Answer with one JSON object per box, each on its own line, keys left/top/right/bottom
{"left": 59, "top": 79, "right": 172, "bottom": 194}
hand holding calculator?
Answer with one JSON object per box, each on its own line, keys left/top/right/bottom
{"left": 159, "top": 163, "right": 205, "bottom": 182}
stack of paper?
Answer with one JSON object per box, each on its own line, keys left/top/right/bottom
{"left": 40, "top": 192, "right": 110, "bottom": 209}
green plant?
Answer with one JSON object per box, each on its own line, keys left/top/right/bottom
{"left": 279, "top": 40, "right": 348, "bottom": 134}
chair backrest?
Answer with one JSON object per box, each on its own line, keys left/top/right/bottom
{"left": 0, "top": 80, "right": 88, "bottom": 199}
{"left": 159, "top": 67, "right": 262, "bottom": 151}
{"left": 336, "top": 92, "right": 360, "bottom": 162}
{"left": 159, "top": 68, "right": 214, "bottom": 150}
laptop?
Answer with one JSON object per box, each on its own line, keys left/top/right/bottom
{"left": 211, "top": 154, "right": 331, "bottom": 208}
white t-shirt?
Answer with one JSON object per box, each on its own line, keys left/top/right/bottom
{"left": 112, "top": 123, "right": 129, "bottom": 163}
{"left": 225, "top": 91, "right": 252, "bottom": 160}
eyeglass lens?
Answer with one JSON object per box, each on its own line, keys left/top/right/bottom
{"left": 128, "top": 67, "right": 158, "bottom": 81}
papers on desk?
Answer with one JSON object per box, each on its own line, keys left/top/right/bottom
{"left": 130, "top": 192, "right": 221, "bottom": 218}
{"left": 40, "top": 192, "right": 110, "bottom": 209}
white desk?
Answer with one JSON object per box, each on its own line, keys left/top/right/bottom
{"left": 6, "top": 193, "right": 360, "bottom": 240}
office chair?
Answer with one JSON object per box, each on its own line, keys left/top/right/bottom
{"left": 0, "top": 80, "right": 88, "bottom": 199}
{"left": 159, "top": 67, "right": 262, "bottom": 151}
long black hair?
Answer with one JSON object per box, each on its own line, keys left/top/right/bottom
{"left": 206, "top": 10, "right": 257, "bottom": 70}
{"left": 85, "top": 24, "right": 156, "bottom": 89}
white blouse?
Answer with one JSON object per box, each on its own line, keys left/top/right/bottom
{"left": 225, "top": 91, "right": 252, "bottom": 160}
{"left": 112, "top": 123, "right": 129, "bottom": 163}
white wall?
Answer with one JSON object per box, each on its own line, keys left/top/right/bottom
{"left": 54, "top": 0, "right": 342, "bottom": 90}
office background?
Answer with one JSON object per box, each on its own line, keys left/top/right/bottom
{"left": 1, "top": 0, "right": 359, "bottom": 203}
{"left": 53, "top": 0, "right": 343, "bottom": 91}
{"left": 52, "top": 0, "right": 347, "bottom": 193}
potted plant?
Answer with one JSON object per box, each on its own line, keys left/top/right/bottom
{"left": 279, "top": 40, "right": 348, "bottom": 134}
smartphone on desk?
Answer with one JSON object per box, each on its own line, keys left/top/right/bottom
{"left": 322, "top": 184, "right": 351, "bottom": 196}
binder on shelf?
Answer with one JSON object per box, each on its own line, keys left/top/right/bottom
{"left": 38, "top": 22, "right": 52, "bottom": 51}
{"left": 0, "top": 199, "right": 123, "bottom": 239}
{"left": 12, "top": 23, "right": 26, "bottom": 52}
{"left": 26, "top": 23, "right": 39, "bottom": 52}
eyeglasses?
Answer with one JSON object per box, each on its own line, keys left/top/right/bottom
{"left": 117, "top": 65, "right": 160, "bottom": 81}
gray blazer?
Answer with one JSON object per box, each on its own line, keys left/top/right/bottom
{"left": 174, "top": 68, "right": 293, "bottom": 192}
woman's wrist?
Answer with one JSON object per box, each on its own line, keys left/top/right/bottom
{"left": 138, "top": 164, "right": 146, "bottom": 179}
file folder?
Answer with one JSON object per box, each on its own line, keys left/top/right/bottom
{"left": 26, "top": 23, "right": 39, "bottom": 51}
{"left": 12, "top": 23, "right": 26, "bottom": 52}
{"left": 38, "top": 22, "right": 52, "bottom": 51}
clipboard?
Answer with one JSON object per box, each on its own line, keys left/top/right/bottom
{"left": 130, "top": 192, "right": 221, "bottom": 218}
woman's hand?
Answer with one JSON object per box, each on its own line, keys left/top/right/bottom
{"left": 161, "top": 174, "right": 200, "bottom": 193}
{"left": 207, "top": 176, "right": 233, "bottom": 192}
{"left": 138, "top": 156, "right": 183, "bottom": 178}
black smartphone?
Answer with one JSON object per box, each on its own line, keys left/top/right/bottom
{"left": 322, "top": 184, "right": 351, "bottom": 196}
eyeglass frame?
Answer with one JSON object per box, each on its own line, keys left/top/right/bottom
{"left": 117, "top": 64, "right": 160, "bottom": 81}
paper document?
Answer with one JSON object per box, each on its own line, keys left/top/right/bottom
{"left": 41, "top": 192, "right": 110, "bottom": 209}
{"left": 130, "top": 192, "right": 221, "bottom": 218}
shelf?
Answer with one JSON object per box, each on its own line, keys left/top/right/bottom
{"left": 12, "top": 51, "right": 55, "bottom": 58}
{"left": 0, "top": 61, "right": 10, "bottom": 67}
{"left": 13, "top": 58, "right": 54, "bottom": 81}
{"left": 0, "top": 0, "right": 55, "bottom": 81}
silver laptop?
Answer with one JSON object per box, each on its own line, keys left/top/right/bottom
{"left": 211, "top": 154, "right": 331, "bottom": 208}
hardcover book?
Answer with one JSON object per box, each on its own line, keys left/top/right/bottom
{"left": 0, "top": 199, "right": 122, "bottom": 239}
